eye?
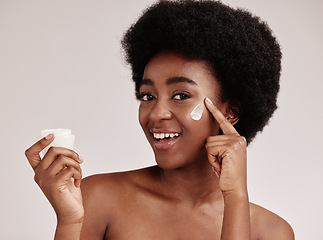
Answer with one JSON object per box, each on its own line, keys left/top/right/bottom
{"left": 173, "top": 92, "right": 190, "bottom": 100}
{"left": 140, "top": 93, "right": 155, "bottom": 101}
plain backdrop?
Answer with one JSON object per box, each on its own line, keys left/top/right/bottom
{"left": 1, "top": 0, "right": 322, "bottom": 239}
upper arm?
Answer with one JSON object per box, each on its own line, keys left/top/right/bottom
{"left": 80, "top": 175, "right": 112, "bottom": 240}
{"left": 262, "top": 216, "right": 294, "bottom": 240}
{"left": 251, "top": 204, "right": 294, "bottom": 240}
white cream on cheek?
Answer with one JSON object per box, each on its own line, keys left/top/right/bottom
{"left": 190, "top": 103, "right": 204, "bottom": 121}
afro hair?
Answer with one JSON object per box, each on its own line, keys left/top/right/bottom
{"left": 122, "top": 0, "right": 282, "bottom": 144}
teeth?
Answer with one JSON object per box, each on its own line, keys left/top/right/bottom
{"left": 153, "top": 132, "right": 180, "bottom": 140}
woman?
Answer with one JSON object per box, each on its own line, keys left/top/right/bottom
{"left": 25, "top": 1, "right": 294, "bottom": 239}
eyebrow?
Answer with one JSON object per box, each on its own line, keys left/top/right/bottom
{"left": 140, "top": 77, "right": 198, "bottom": 87}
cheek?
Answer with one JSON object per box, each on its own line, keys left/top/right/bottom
{"left": 186, "top": 103, "right": 207, "bottom": 122}
{"left": 182, "top": 104, "right": 219, "bottom": 136}
{"left": 178, "top": 104, "right": 207, "bottom": 128}
{"left": 172, "top": 104, "right": 194, "bottom": 124}
{"left": 190, "top": 103, "right": 204, "bottom": 121}
{"left": 138, "top": 105, "right": 148, "bottom": 130}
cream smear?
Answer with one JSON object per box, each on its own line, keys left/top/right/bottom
{"left": 190, "top": 103, "right": 204, "bottom": 121}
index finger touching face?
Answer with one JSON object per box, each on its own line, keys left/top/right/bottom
{"left": 204, "top": 97, "right": 239, "bottom": 135}
{"left": 25, "top": 134, "right": 55, "bottom": 170}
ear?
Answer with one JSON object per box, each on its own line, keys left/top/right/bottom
{"left": 225, "top": 100, "right": 241, "bottom": 126}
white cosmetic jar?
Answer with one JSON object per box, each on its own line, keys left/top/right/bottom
{"left": 40, "top": 128, "right": 75, "bottom": 155}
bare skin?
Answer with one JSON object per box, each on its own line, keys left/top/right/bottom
{"left": 80, "top": 167, "right": 293, "bottom": 240}
{"left": 25, "top": 51, "right": 294, "bottom": 240}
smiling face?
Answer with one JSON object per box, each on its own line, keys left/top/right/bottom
{"left": 139, "top": 51, "right": 227, "bottom": 170}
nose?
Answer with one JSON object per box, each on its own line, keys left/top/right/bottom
{"left": 149, "top": 98, "right": 172, "bottom": 122}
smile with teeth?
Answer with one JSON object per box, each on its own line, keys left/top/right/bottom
{"left": 153, "top": 132, "right": 180, "bottom": 141}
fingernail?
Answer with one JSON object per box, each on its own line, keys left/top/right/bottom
{"left": 79, "top": 155, "right": 84, "bottom": 163}
{"left": 205, "top": 97, "right": 213, "bottom": 105}
{"left": 45, "top": 133, "right": 54, "bottom": 140}
{"left": 212, "top": 167, "right": 220, "bottom": 178}
{"left": 75, "top": 179, "right": 81, "bottom": 188}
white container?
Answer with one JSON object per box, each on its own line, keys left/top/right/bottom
{"left": 40, "top": 128, "right": 75, "bottom": 155}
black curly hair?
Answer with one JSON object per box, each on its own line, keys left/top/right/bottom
{"left": 121, "top": 0, "right": 281, "bottom": 144}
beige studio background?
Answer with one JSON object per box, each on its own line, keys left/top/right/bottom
{"left": 0, "top": 0, "right": 322, "bottom": 239}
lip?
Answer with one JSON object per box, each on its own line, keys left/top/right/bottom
{"left": 150, "top": 128, "right": 181, "bottom": 134}
{"left": 149, "top": 128, "right": 181, "bottom": 150}
{"left": 152, "top": 135, "right": 180, "bottom": 150}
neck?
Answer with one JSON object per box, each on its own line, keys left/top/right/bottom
{"left": 158, "top": 160, "right": 223, "bottom": 206}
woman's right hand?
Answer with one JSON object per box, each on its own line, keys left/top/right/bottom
{"left": 25, "top": 134, "right": 84, "bottom": 225}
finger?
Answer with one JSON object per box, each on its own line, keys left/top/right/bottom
{"left": 207, "top": 134, "right": 239, "bottom": 142}
{"left": 205, "top": 135, "right": 238, "bottom": 149}
{"left": 207, "top": 143, "right": 231, "bottom": 165}
{"left": 55, "top": 166, "right": 83, "bottom": 188}
{"left": 25, "top": 134, "right": 55, "bottom": 170}
{"left": 208, "top": 151, "right": 222, "bottom": 171}
{"left": 47, "top": 155, "right": 82, "bottom": 177}
{"left": 39, "top": 147, "right": 83, "bottom": 172}
{"left": 204, "top": 97, "right": 239, "bottom": 135}
{"left": 206, "top": 144, "right": 222, "bottom": 166}
{"left": 74, "top": 178, "right": 82, "bottom": 188}
{"left": 212, "top": 166, "right": 221, "bottom": 178}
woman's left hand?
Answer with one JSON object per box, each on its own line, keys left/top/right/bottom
{"left": 204, "top": 97, "right": 248, "bottom": 197}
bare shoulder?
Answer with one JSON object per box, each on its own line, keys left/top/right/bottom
{"left": 81, "top": 165, "right": 158, "bottom": 205}
{"left": 250, "top": 203, "right": 294, "bottom": 240}
{"left": 80, "top": 166, "right": 158, "bottom": 239}
{"left": 81, "top": 166, "right": 160, "bottom": 214}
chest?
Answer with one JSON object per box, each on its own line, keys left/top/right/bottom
{"left": 105, "top": 199, "right": 223, "bottom": 240}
